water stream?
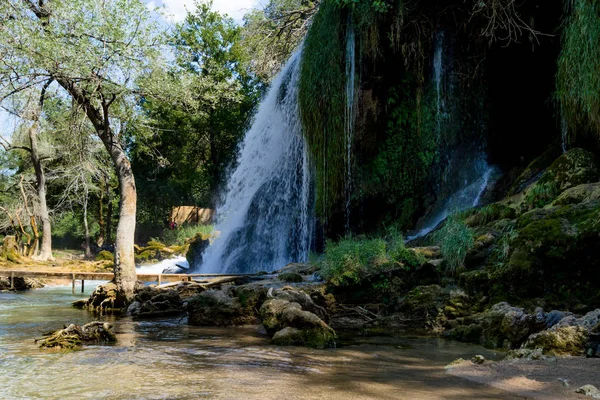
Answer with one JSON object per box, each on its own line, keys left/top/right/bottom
{"left": 198, "top": 49, "right": 313, "bottom": 274}
{"left": 345, "top": 17, "right": 357, "bottom": 232}
{"left": 0, "top": 285, "right": 516, "bottom": 400}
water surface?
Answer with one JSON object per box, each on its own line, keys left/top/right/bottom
{"left": 0, "top": 285, "right": 523, "bottom": 399}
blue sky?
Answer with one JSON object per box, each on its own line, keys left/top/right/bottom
{"left": 146, "top": 0, "right": 260, "bottom": 23}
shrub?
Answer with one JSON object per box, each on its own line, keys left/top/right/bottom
{"left": 524, "top": 182, "right": 559, "bottom": 210}
{"left": 432, "top": 214, "right": 474, "bottom": 274}
{"left": 319, "top": 232, "right": 425, "bottom": 286}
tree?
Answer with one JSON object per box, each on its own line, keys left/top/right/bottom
{"left": 131, "top": 2, "right": 261, "bottom": 231}
{"left": 0, "top": 84, "right": 55, "bottom": 260}
{"left": 0, "top": 0, "right": 163, "bottom": 300}
{"left": 242, "top": 0, "right": 319, "bottom": 82}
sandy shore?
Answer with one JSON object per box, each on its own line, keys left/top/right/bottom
{"left": 447, "top": 356, "right": 600, "bottom": 399}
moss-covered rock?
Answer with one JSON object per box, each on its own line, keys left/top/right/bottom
{"left": 524, "top": 326, "right": 588, "bottom": 356}
{"left": 489, "top": 199, "right": 600, "bottom": 307}
{"left": 0, "top": 235, "right": 22, "bottom": 263}
{"left": 271, "top": 326, "right": 336, "bottom": 349}
{"left": 508, "top": 145, "right": 563, "bottom": 196}
{"left": 554, "top": 183, "right": 600, "bottom": 206}
{"left": 187, "top": 289, "right": 258, "bottom": 326}
{"left": 537, "top": 148, "right": 600, "bottom": 191}
{"left": 278, "top": 272, "right": 304, "bottom": 283}
{"left": 95, "top": 250, "right": 114, "bottom": 262}
{"left": 185, "top": 234, "right": 211, "bottom": 269}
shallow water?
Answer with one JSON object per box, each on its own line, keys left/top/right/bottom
{"left": 0, "top": 285, "right": 523, "bottom": 400}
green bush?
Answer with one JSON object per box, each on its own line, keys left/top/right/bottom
{"left": 95, "top": 250, "right": 114, "bottom": 262}
{"left": 319, "top": 233, "right": 425, "bottom": 286}
{"left": 160, "top": 224, "right": 214, "bottom": 246}
{"left": 432, "top": 214, "right": 474, "bottom": 274}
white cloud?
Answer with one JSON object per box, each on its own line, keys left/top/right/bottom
{"left": 159, "top": 0, "right": 257, "bottom": 23}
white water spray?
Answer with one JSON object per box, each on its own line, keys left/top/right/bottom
{"left": 197, "top": 49, "right": 314, "bottom": 274}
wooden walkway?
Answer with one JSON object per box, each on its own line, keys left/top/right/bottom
{"left": 1, "top": 270, "right": 253, "bottom": 293}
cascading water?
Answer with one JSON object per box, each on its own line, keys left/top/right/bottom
{"left": 433, "top": 31, "right": 445, "bottom": 138}
{"left": 407, "top": 160, "right": 498, "bottom": 241}
{"left": 196, "top": 49, "right": 314, "bottom": 274}
{"left": 345, "top": 18, "right": 357, "bottom": 232}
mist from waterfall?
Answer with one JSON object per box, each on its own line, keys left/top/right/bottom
{"left": 196, "top": 49, "right": 314, "bottom": 274}
{"left": 345, "top": 18, "right": 357, "bottom": 232}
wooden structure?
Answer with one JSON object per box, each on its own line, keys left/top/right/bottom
{"left": 1, "top": 270, "right": 251, "bottom": 294}
{"left": 169, "top": 206, "right": 214, "bottom": 226}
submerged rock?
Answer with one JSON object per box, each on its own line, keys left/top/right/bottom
{"left": 36, "top": 321, "right": 116, "bottom": 349}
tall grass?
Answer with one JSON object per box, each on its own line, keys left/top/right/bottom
{"left": 432, "top": 213, "right": 474, "bottom": 274}
{"left": 556, "top": 0, "right": 600, "bottom": 137}
{"left": 319, "top": 232, "right": 425, "bottom": 286}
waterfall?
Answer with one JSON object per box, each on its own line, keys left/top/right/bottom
{"left": 407, "top": 160, "right": 498, "bottom": 242}
{"left": 561, "top": 117, "right": 568, "bottom": 153}
{"left": 344, "top": 18, "right": 357, "bottom": 232}
{"left": 433, "top": 31, "right": 445, "bottom": 138}
{"left": 196, "top": 49, "right": 314, "bottom": 274}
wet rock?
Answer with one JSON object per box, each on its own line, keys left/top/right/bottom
{"left": 278, "top": 272, "right": 304, "bottom": 283}
{"left": 0, "top": 276, "right": 44, "bottom": 291}
{"left": 269, "top": 286, "right": 329, "bottom": 322}
{"left": 259, "top": 295, "right": 336, "bottom": 348}
{"left": 575, "top": 385, "right": 600, "bottom": 399}
{"left": 36, "top": 321, "right": 116, "bottom": 349}
{"left": 130, "top": 287, "right": 183, "bottom": 317}
{"left": 274, "top": 263, "right": 319, "bottom": 276}
{"left": 554, "top": 183, "right": 600, "bottom": 206}
{"left": 271, "top": 326, "right": 336, "bottom": 349}
{"left": 471, "top": 355, "right": 485, "bottom": 364}
{"left": 187, "top": 288, "right": 257, "bottom": 326}
{"left": 185, "top": 234, "right": 210, "bottom": 269}
{"left": 74, "top": 282, "right": 128, "bottom": 311}
{"left": 162, "top": 264, "right": 188, "bottom": 274}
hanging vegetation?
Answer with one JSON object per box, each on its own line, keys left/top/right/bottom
{"left": 556, "top": 0, "right": 600, "bottom": 139}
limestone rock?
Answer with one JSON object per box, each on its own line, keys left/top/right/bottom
{"left": 524, "top": 326, "right": 588, "bottom": 356}
{"left": 36, "top": 321, "right": 116, "bottom": 349}
{"left": 187, "top": 289, "right": 257, "bottom": 326}
{"left": 271, "top": 326, "right": 336, "bottom": 349}
{"left": 575, "top": 385, "right": 600, "bottom": 399}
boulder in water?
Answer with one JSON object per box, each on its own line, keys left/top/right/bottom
{"left": 36, "top": 321, "right": 116, "bottom": 349}
{"left": 0, "top": 276, "right": 44, "bottom": 291}
{"left": 73, "top": 282, "right": 129, "bottom": 312}
{"left": 187, "top": 288, "right": 259, "bottom": 326}
{"left": 129, "top": 287, "right": 184, "bottom": 317}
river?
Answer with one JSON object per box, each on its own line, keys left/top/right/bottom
{"left": 0, "top": 284, "right": 523, "bottom": 399}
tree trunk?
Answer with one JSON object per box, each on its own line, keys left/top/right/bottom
{"left": 97, "top": 182, "right": 105, "bottom": 248}
{"left": 56, "top": 78, "right": 138, "bottom": 302}
{"left": 106, "top": 182, "right": 113, "bottom": 246}
{"left": 83, "top": 189, "right": 92, "bottom": 259}
{"left": 108, "top": 142, "right": 137, "bottom": 301}
{"left": 28, "top": 122, "right": 54, "bottom": 261}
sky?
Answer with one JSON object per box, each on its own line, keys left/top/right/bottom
{"left": 146, "top": 0, "right": 259, "bottom": 23}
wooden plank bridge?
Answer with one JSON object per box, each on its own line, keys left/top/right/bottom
{"left": 1, "top": 270, "right": 254, "bottom": 293}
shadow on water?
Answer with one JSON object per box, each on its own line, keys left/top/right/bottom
{"left": 0, "top": 285, "right": 526, "bottom": 399}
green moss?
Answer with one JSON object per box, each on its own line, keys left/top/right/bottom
{"left": 271, "top": 326, "right": 337, "bottom": 349}
{"left": 298, "top": 0, "right": 346, "bottom": 219}
{"left": 95, "top": 250, "right": 114, "bottom": 262}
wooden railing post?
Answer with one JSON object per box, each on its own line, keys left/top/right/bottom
{"left": 10, "top": 271, "right": 14, "bottom": 289}
{"left": 72, "top": 273, "right": 75, "bottom": 294}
